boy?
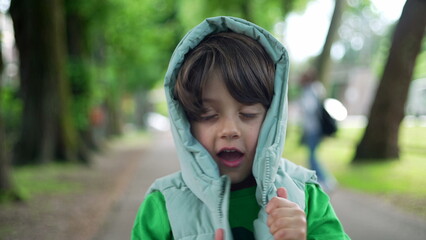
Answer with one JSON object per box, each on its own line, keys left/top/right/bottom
{"left": 132, "top": 16, "right": 350, "bottom": 240}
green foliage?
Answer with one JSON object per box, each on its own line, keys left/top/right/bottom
{"left": 61, "top": 0, "right": 319, "bottom": 130}
{"left": 250, "top": 0, "right": 287, "bottom": 29}
{"left": 290, "top": 0, "right": 315, "bottom": 13}
{"left": 0, "top": 189, "right": 22, "bottom": 203}
{"left": 413, "top": 37, "right": 426, "bottom": 80}
{"left": 0, "top": 86, "right": 21, "bottom": 136}
{"left": 179, "top": 0, "right": 311, "bottom": 31}
{"left": 68, "top": 58, "right": 93, "bottom": 130}
{"left": 101, "top": 0, "right": 181, "bottom": 92}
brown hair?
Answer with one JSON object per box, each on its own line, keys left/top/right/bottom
{"left": 174, "top": 32, "right": 275, "bottom": 121}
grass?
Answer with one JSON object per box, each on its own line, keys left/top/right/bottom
{"left": 1, "top": 130, "right": 151, "bottom": 204}
{"left": 283, "top": 122, "right": 426, "bottom": 217}
{"left": 10, "top": 163, "right": 85, "bottom": 201}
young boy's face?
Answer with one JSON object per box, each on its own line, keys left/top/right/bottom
{"left": 191, "top": 72, "right": 266, "bottom": 184}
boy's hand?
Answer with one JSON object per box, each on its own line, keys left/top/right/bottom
{"left": 214, "top": 228, "right": 224, "bottom": 240}
{"left": 265, "top": 187, "right": 307, "bottom": 240}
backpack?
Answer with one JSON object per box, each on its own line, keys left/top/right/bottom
{"left": 319, "top": 103, "right": 337, "bottom": 136}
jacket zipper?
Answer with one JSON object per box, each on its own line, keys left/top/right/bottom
{"left": 217, "top": 179, "right": 227, "bottom": 221}
{"left": 262, "top": 150, "right": 271, "bottom": 206}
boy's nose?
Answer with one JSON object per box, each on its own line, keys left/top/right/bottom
{"left": 220, "top": 117, "right": 240, "bottom": 140}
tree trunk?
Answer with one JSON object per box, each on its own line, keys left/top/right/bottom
{"left": 10, "top": 0, "right": 78, "bottom": 164}
{"left": 0, "top": 109, "right": 19, "bottom": 200}
{"left": 0, "top": 108, "right": 14, "bottom": 200}
{"left": 105, "top": 94, "right": 122, "bottom": 137}
{"left": 353, "top": 0, "right": 426, "bottom": 162}
{"left": 0, "top": 31, "right": 20, "bottom": 200}
{"left": 65, "top": 0, "right": 96, "bottom": 162}
{"left": 316, "top": 0, "right": 345, "bottom": 89}
{"left": 0, "top": 24, "right": 9, "bottom": 192}
{"left": 0, "top": 46, "right": 11, "bottom": 197}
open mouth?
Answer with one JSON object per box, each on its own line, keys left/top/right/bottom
{"left": 217, "top": 149, "right": 244, "bottom": 168}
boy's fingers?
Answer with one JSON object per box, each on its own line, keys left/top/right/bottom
{"left": 214, "top": 228, "right": 224, "bottom": 240}
{"left": 277, "top": 187, "right": 288, "bottom": 199}
{"left": 266, "top": 187, "right": 290, "bottom": 213}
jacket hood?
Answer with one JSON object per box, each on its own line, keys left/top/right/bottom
{"left": 164, "top": 16, "right": 289, "bottom": 207}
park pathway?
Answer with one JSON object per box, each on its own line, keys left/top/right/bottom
{"left": 332, "top": 188, "right": 426, "bottom": 240}
{"left": 93, "top": 130, "right": 426, "bottom": 240}
{"left": 93, "top": 131, "right": 180, "bottom": 240}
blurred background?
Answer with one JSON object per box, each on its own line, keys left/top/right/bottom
{"left": 0, "top": 0, "right": 425, "bottom": 239}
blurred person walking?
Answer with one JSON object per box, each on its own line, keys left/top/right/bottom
{"left": 298, "top": 68, "right": 337, "bottom": 193}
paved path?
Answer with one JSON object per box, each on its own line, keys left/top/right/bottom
{"left": 332, "top": 188, "right": 426, "bottom": 240}
{"left": 93, "top": 131, "right": 426, "bottom": 240}
{"left": 93, "top": 131, "right": 180, "bottom": 240}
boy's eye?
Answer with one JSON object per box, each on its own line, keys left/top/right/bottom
{"left": 240, "top": 113, "right": 258, "bottom": 119}
{"left": 199, "top": 114, "right": 218, "bottom": 121}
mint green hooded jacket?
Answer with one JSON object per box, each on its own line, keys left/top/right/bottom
{"left": 145, "top": 16, "right": 318, "bottom": 240}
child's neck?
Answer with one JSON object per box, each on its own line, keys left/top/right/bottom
{"left": 231, "top": 175, "right": 256, "bottom": 191}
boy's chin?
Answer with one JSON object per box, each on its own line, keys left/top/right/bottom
{"left": 229, "top": 174, "right": 256, "bottom": 191}
{"left": 227, "top": 174, "right": 248, "bottom": 184}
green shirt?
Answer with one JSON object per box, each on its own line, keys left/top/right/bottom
{"left": 131, "top": 183, "right": 350, "bottom": 240}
